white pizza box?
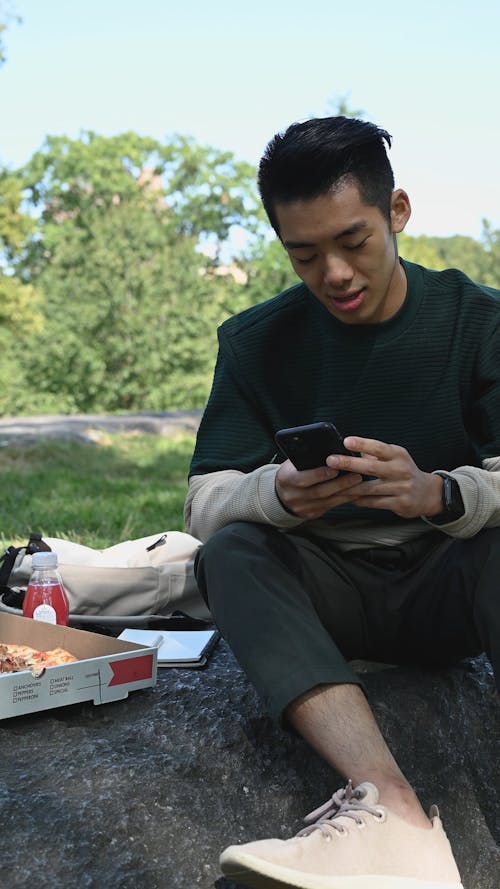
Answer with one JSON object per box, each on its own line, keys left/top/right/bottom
{"left": 0, "top": 612, "right": 158, "bottom": 720}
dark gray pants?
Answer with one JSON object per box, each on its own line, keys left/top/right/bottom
{"left": 195, "top": 522, "right": 500, "bottom": 720}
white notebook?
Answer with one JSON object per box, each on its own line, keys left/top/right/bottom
{"left": 118, "top": 628, "right": 219, "bottom": 668}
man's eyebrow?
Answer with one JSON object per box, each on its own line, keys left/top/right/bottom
{"left": 334, "top": 220, "right": 369, "bottom": 240}
{"left": 283, "top": 220, "right": 369, "bottom": 249}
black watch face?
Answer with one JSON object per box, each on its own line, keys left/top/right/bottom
{"left": 431, "top": 474, "right": 465, "bottom": 524}
{"left": 444, "top": 476, "right": 465, "bottom": 520}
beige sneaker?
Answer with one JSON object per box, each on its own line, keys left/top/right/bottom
{"left": 220, "top": 780, "right": 464, "bottom": 889}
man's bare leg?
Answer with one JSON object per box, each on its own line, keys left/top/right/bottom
{"left": 285, "top": 682, "right": 431, "bottom": 828}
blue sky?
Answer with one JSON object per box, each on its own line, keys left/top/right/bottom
{"left": 1, "top": 0, "right": 499, "bottom": 239}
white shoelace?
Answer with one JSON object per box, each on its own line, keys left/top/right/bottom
{"left": 297, "top": 780, "right": 384, "bottom": 838}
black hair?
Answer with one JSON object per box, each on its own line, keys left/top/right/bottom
{"left": 258, "top": 116, "right": 395, "bottom": 235}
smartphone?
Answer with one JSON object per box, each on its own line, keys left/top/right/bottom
{"left": 274, "top": 422, "right": 354, "bottom": 471}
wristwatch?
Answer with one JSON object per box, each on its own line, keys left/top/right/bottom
{"left": 427, "top": 471, "right": 465, "bottom": 525}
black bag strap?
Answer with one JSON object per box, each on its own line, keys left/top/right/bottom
{"left": 0, "top": 545, "right": 23, "bottom": 591}
{"left": 0, "top": 533, "right": 52, "bottom": 594}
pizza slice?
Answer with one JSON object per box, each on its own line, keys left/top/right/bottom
{"left": 0, "top": 642, "right": 78, "bottom": 676}
{"left": 30, "top": 647, "right": 79, "bottom": 668}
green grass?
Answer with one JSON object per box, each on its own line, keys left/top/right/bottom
{"left": 0, "top": 432, "right": 196, "bottom": 550}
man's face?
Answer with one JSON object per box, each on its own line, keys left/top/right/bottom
{"left": 275, "top": 181, "right": 411, "bottom": 325}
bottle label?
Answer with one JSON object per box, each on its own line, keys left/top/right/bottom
{"left": 33, "top": 603, "right": 57, "bottom": 624}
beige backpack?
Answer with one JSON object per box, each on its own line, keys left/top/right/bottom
{"left": 0, "top": 531, "right": 210, "bottom": 623}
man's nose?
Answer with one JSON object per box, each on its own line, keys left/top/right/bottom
{"left": 323, "top": 254, "right": 354, "bottom": 288}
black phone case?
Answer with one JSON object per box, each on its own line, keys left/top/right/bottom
{"left": 274, "top": 422, "right": 350, "bottom": 471}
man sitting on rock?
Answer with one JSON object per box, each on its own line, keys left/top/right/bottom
{"left": 184, "top": 115, "right": 500, "bottom": 889}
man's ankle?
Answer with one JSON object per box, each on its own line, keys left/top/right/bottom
{"left": 360, "top": 775, "right": 431, "bottom": 829}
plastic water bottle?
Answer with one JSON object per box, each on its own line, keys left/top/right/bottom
{"left": 23, "top": 551, "right": 70, "bottom": 626}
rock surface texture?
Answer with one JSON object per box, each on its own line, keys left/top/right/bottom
{"left": 0, "top": 638, "right": 499, "bottom": 889}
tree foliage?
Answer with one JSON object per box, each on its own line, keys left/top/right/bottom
{"left": 15, "top": 200, "right": 244, "bottom": 413}
{"left": 0, "top": 130, "right": 261, "bottom": 415}
{"left": 241, "top": 236, "right": 298, "bottom": 304}
{"left": 1, "top": 127, "right": 500, "bottom": 418}
{"left": 21, "top": 131, "right": 262, "bottom": 273}
{"left": 478, "top": 221, "right": 500, "bottom": 287}
{"left": 0, "top": 169, "right": 43, "bottom": 338}
{"left": 0, "top": 170, "right": 34, "bottom": 252}
{"left": 398, "top": 226, "right": 500, "bottom": 286}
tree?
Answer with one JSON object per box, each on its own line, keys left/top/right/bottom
{"left": 0, "top": 169, "right": 42, "bottom": 333}
{"left": 0, "top": 176, "right": 41, "bottom": 416}
{"left": 398, "top": 228, "right": 500, "bottom": 288}
{"left": 0, "top": 129, "right": 265, "bottom": 415}
{"left": 157, "top": 134, "right": 264, "bottom": 250}
{"left": 240, "top": 237, "right": 298, "bottom": 308}
{"left": 0, "top": 169, "right": 34, "bottom": 253}
{"left": 19, "top": 199, "right": 241, "bottom": 412}
{"left": 397, "top": 233, "right": 446, "bottom": 271}
{"left": 6, "top": 130, "right": 262, "bottom": 414}
{"left": 21, "top": 131, "right": 262, "bottom": 274}
{"left": 478, "top": 221, "right": 500, "bottom": 288}
{"left": 427, "top": 233, "right": 492, "bottom": 283}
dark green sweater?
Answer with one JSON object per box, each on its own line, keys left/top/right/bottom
{"left": 190, "top": 260, "right": 500, "bottom": 525}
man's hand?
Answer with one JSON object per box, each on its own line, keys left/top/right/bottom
{"left": 275, "top": 436, "right": 444, "bottom": 521}
{"left": 327, "top": 436, "right": 444, "bottom": 519}
{"left": 275, "top": 460, "right": 364, "bottom": 519}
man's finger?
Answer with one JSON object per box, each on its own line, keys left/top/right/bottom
{"left": 344, "top": 436, "right": 395, "bottom": 459}
{"left": 326, "top": 452, "right": 386, "bottom": 477}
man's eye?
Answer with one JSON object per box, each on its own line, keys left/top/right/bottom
{"left": 345, "top": 238, "right": 368, "bottom": 251}
{"left": 294, "top": 255, "right": 316, "bottom": 265}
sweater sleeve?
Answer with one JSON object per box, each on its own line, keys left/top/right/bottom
{"left": 184, "top": 467, "right": 305, "bottom": 542}
{"left": 423, "top": 457, "right": 500, "bottom": 538}
{"left": 185, "top": 330, "right": 306, "bottom": 541}
{"left": 188, "top": 334, "right": 277, "bottom": 477}
{"left": 423, "top": 316, "right": 500, "bottom": 537}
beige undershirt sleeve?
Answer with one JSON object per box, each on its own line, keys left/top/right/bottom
{"left": 184, "top": 458, "right": 500, "bottom": 545}
{"left": 184, "top": 465, "right": 304, "bottom": 543}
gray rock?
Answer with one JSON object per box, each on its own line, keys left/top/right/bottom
{"left": 0, "top": 411, "right": 203, "bottom": 446}
{"left": 0, "top": 640, "right": 498, "bottom": 888}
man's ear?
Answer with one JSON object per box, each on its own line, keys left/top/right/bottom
{"left": 390, "top": 189, "right": 411, "bottom": 234}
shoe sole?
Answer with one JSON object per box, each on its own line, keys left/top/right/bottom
{"left": 220, "top": 849, "right": 464, "bottom": 889}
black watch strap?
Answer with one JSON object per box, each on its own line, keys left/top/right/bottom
{"left": 427, "top": 472, "right": 465, "bottom": 525}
